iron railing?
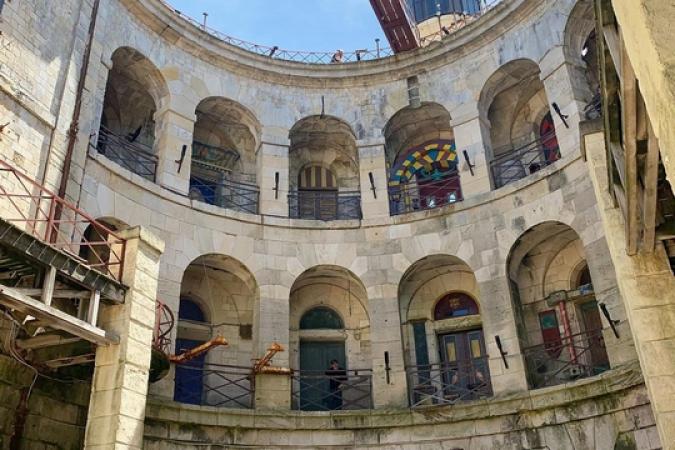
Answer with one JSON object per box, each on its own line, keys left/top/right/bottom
{"left": 419, "top": 0, "right": 503, "bottom": 46}
{"left": 153, "top": 300, "right": 175, "bottom": 354}
{"left": 288, "top": 190, "right": 362, "bottom": 221}
{"left": 291, "top": 369, "right": 372, "bottom": 411}
{"left": 388, "top": 172, "right": 463, "bottom": 215}
{"left": 406, "top": 358, "right": 493, "bottom": 407}
{"left": 522, "top": 328, "right": 609, "bottom": 389}
{"left": 490, "top": 131, "right": 561, "bottom": 188}
{"left": 0, "top": 158, "right": 127, "bottom": 282}
{"left": 173, "top": 363, "right": 254, "bottom": 409}
{"left": 95, "top": 126, "right": 158, "bottom": 182}
{"left": 189, "top": 174, "right": 259, "bottom": 215}
{"left": 584, "top": 92, "right": 603, "bottom": 120}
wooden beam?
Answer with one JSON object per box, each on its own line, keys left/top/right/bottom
{"left": 603, "top": 25, "right": 622, "bottom": 83}
{"left": 16, "top": 334, "right": 82, "bottom": 350}
{"left": 41, "top": 266, "right": 56, "bottom": 307}
{"left": 0, "top": 286, "right": 118, "bottom": 346}
{"left": 621, "top": 42, "right": 639, "bottom": 256}
{"left": 642, "top": 121, "right": 660, "bottom": 251}
{"left": 87, "top": 290, "right": 100, "bottom": 326}
{"left": 12, "top": 289, "right": 92, "bottom": 299}
{"left": 42, "top": 353, "right": 95, "bottom": 369}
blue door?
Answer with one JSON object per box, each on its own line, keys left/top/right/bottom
{"left": 173, "top": 338, "right": 206, "bottom": 404}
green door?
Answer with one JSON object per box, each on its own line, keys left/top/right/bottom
{"left": 299, "top": 340, "right": 346, "bottom": 410}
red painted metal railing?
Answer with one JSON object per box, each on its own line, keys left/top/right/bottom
{"left": 153, "top": 300, "right": 175, "bottom": 354}
{"left": 0, "top": 158, "right": 126, "bottom": 282}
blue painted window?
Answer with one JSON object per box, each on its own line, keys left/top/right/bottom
{"left": 178, "top": 297, "right": 206, "bottom": 322}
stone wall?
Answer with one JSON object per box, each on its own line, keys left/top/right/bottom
{"left": 0, "top": 354, "right": 89, "bottom": 450}
{"left": 143, "top": 364, "right": 660, "bottom": 449}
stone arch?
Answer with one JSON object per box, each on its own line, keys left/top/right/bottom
{"left": 506, "top": 221, "right": 610, "bottom": 389}
{"left": 288, "top": 115, "right": 359, "bottom": 190}
{"left": 289, "top": 265, "right": 370, "bottom": 375}
{"left": 99, "top": 47, "right": 169, "bottom": 151}
{"left": 563, "top": 0, "right": 600, "bottom": 108}
{"left": 384, "top": 103, "right": 462, "bottom": 214}
{"left": 563, "top": 0, "right": 596, "bottom": 65}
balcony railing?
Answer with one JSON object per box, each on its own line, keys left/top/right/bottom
{"left": 490, "top": 132, "right": 561, "bottom": 189}
{"left": 288, "top": 190, "right": 362, "bottom": 221}
{"left": 388, "top": 172, "right": 463, "bottom": 216}
{"left": 522, "top": 328, "right": 609, "bottom": 389}
{"left": 189, "top": 174, "right": 259, "bottom": 215}
{"left": 0, "top": 158, "right": 126, "bottom": 282}
{"left": 584, "top": 92, "right": 603, "bottom": 120}
{"left": 95, "top": 126, "right": 158, "bottom": 182}
{"left": 291, "top": 369, "right": 372, "bottom": 411}
{"left": 173, "top": 363, "right": 254, "bottom": 409}
{"left": 406, "top": 358, "right": 493, "bottom": 407}
{"left": 419, "top": 0, "right": 503, "bottom": 45}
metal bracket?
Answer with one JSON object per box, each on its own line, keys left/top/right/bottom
{"left": 599, "top": 303, "right": 620, "bottom": 338}
{"left": 175, "top": 145, "right": 188, "bottom": 173}
{"left": 369, "top": 172, "right": 377, "bottom": 198}
{"left": 552, "top": 102, "right": 570, "bottom": 129}
{"left": 495, "top": 335, "right": 509, "bottom": 369}
{"left": 462, "top": 150, "right": 476, "bottom": 176}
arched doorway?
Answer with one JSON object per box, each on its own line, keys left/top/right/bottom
{"left": 290, "top": 265, "right": 371, "bottom": 410}
{"left": 288, "top": 116, "right": 361, "bottom": 220}
{"left": 399, "top": 255, "right": 492, "bottom": 406}
{"left": 384, "top": 103, "right": 462, "bottom": 215}
{"left": 507, "top": 222, "right": 610, "bottom": 389}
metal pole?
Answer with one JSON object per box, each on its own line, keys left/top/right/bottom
{"left": 375, "top": 38, "right": 380, "bottom": 58}
{"left": 202, "top": 12, "right": 208, "bottom": 30}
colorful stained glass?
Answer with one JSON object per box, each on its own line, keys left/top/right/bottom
{"left": 433, "top": 293, "right": 479, "bottom": 320}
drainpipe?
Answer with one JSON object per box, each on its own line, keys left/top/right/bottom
{"left": 56, "top": 0, "right": 101, "bottom": 202}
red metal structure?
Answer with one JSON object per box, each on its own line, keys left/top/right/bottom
{"left": 370, "top": 0, "right": 420, "bottom": 53}
{"left": 0, "top": 158, "right": 127, "bottom": 282}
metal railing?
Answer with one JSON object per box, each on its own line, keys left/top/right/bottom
{"left": 153, "top": 300, "right": 175, "bottom": 354}
{"left": 490, "top": 131, "right": 561, "bottom": 189}
{"left": 584, "top": 92, "right": 603, "bottom": 120}
{"left": 291, "top": 369, "right": 372, "bottom": 411}
{"left": 95, "top": 126, "right": 158, "bottom": 182}
{"left": 189, "top": 174, "right": 260, "bottom": 214}
{"left": 406, "top": 358, "right": 493, "bottom": 407}
{"left": 0, "top": 158, "right": 127, "bottom": 282}
{"left": 418, "top": 0, "right": 503, "bottom": 45}
{"left": 522, "top": 328, "right": 609, "bottom": 389}
{"left": 158, "top": 0, "right": 394, "bottom": 64}
{"left": 173, "top": 363, "right": 254, "bottom": 409}
{"left": 388, "top": 172, "right": 463, "bottom": 215}
{"left": 288, "top": 190, "right": 362, "bottom": 221}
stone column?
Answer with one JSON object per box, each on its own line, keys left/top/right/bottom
{"left": 585, "top": 129, "right": 675, "bottom": 449}
{"left": 540, "top": 47, "right": 589, "bottom": 159}
{"left": 252, "top": 280, "right": 291, "bottom": 409}
{"left": 477, "top": 276, "right": 529, "bottom": 395}
{"left": 257, "top": 131, "right": 289, "bottom": 217}
{"left": 84, "top": 226, "right": 164, "bottom": 449}
{"left": 451, "top": 112, "right": 493, "bottom": 195}
{"left": 367, "top": 283, "right": 408, "bottom": 408}
{"left": 357, "top": 139, "right": 390, "bottom": 221}
{"left": 154, "top": 108, "right": 195, "bottom": 195}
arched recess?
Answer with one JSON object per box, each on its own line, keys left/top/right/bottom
{"left": 384, "top": 102, "right": 462, "bottom": 215}
{"left": 289, "top": 265, "right": 371, "bottom": 410}
{"left": 96, "top": 47, "right": 169, "bottom": 181}
{"left": 563, "top": 0, "right": 601, "bottom": 119}
{"left": 478, "top": 59, "right": 559, "bottom": 188}
{"left": 507, "top": 222, "right": 610, "bottom": 390}
{"left": 189, "top": 97, "right": 262, "bottom": 214}
{"left": 173, "top": 253, "right": 259, "bottom": 408}
{"left": 288, "top": 116, "right": 361, "bottom": 220}
{"left": 398, "top": 255, "right": 492, "bottom": 406}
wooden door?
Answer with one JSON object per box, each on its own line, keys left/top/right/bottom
{"left": 173, "top": 338, "right": 206, "bottom": 405}
{"left": 438, "top": 329, "right": 489, "bottom": 399}
{"left": 298, "top": 340, "right": 346, "bottom": 410}
{"left": 579, "top": 301, "right": 610, "bottom": 371}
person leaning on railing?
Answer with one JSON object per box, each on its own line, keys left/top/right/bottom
{"left": 325, "top": 359, "right": 347, "bottom": 409}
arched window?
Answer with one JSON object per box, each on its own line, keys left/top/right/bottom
{"left": 539, "top": 112, "right": 560, "bottom": 164}
{"left": 576, "top": 264, "right": 593, "bottom": 290}
{"left": 178, "top": 297, "right": 206, "bottom": 322}
{"left": 433, "top": 293, "right": 479, "bottom": 320}
{"left": 300, "top": 307, "right": 344, "bottom": 330}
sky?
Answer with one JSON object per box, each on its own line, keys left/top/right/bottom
{"left": 166, "top": 0, "right": 387, "bottom": 53}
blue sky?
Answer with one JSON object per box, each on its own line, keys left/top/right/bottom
{"left": 167, "top": 0, "right": 387, "bottom": 53}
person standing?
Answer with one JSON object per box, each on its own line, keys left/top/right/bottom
{"left": 325, "top": 359, "right": 347, "bottom": 409}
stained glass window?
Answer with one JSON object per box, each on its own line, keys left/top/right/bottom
{"left": 300, "top": 307, "right": 344, "bottom": 330}
{"left": 433, "top": 293, "right": 479, "bottom": 320}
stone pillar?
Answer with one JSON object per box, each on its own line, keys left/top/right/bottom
{"left": 154, "top": 108, "right": 195, "bottom": 195}
{"left": 357, "top": 139, "right": 390, "bottom": 221}
{"left": 252, "top": 282, "right": 291, "bottom": 409}
{"left": 257, "top": 132, "right": 289, "bottom": 217}
{"left": 584, "top": 129, "right": 675, "bottom": 449}
{"left": 368, "top": 284, "right": 408, "bottom": 408}
{"left": 540, "top": 47, "right": 589, "bottom": 159}
{"left": 452, "top": 114, "right": 493, "bottom": 195}
{"left": 84, "top": 226, "right": 164, "bottom": 449}
{"left": 477, "top": 276, "right": 529, "bottom": 395}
